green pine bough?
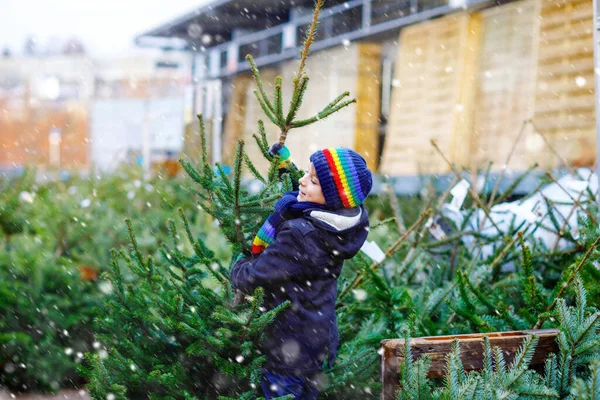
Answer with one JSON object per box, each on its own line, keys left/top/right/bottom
{"left": 0, "top": 167, "right": 209, "bottom": 394}
{"left": 246, "top": 0, "right": 355, "bottom": 147}
{"left": 397, "top": 277, "right": 600, "bottom": 400}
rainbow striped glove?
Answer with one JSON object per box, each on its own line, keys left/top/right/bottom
{"left": 268, "top": 143, "right": 292, "bottom": 169}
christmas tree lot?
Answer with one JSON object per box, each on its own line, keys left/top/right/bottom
{"left": 0, "top": 167, "right": 226, "bottom": 394}
{"left": 74, "top": 1, "right": 600, "bottom": 400}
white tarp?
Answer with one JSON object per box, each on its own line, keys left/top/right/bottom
{"left": 431, "top": 169, "right": 598, "bottom": 259}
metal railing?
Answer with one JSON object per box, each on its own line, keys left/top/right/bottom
{"left": 207, "top": 0, "right": 483, "bottom": 78}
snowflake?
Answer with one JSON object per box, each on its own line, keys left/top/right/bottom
{"left": 352, "top": 289, "right": 368, "bottom": 301}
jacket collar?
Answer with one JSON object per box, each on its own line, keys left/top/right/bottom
{"left": 305, "top": 206, "right": 363, "bottom": 232}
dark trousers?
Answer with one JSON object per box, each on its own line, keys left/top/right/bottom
{"left": 261, "top": 369, "right": 319, "bottom": 400}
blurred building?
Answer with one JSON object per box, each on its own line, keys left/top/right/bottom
{"left": 90, "top": 53, "right": 191, "bottom": 173}
{"left": 0, "top": 50, "right": 191, "bottom": 174}
{"left": 137, "top": 0, "right": 596, "bottom": 188}
{"left": 0, "top": 54, "right": 93, "bottom": 172}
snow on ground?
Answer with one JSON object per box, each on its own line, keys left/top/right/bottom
{"left": 0, "top": 389, "right": 90, "bottom": 400}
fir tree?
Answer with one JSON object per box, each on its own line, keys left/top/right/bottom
{"left": 568, "top": 362, "right": 600, "bottom": 400}
{"left": 80, "top": 1, "right": 366, "bottom": 398}
{"left": 395, "top": 277, "right": 599, "bottom": 399}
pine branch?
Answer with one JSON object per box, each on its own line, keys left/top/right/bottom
{"left": 109, "top": 249, "right": 125, "bottom": 297}
{"left": 551, "top": 166, "right": 595, "bottom": 251}
{"left": 491, "top": 163, "right": 539, "bottom": 206}
{"left": 179, "top": 158, "right": 205, "bottom": 186}
{"left": 246, "top": 56, "right": 275, "bottom": 115}
{"left": 253, "top": 89, "right": 280, "bottom": 126}
{"left": 545, "top": 171, "right": 598, "bottom": 226}
{"left": 232, "top": 140, "right": 246, "bottom": 247}
{"left": 468, "top": 228, "right": 523, "bottom": 279}
{"left": 284, "top": 76, "right": 309, "bottom": 127}
{"left": 338, "top": 209, "right": 432, "bottom": 300}
{"left": 519, "top": 232, "right": 544, "bottom": 315}
{"left": 487, "top": 120, "right": 530, "bottom": 207}
{"left": 198, "top": 114, "right": 211, "bottom": 172}
{"left": 508, "top": 335, "right": 539, "bottom": 377}
{"left": 293, "top": 0, "right": 324, "bottom": 92}
{"left": 243, "top": 154, "right": 266, "bottom": 184}
{"left": 274, "top": 76, "right": 284, "bottom": 125}
{"left": 386, "top": 183, "right": 408, "bottom": 234}
{"left": 290, "top": 99, "right": 356, "bottom": 128}
{"left": 430, "top": 139, "right": 504, "bottom": 237}
{"left": 125, "top": 218, "right": 145, "bottom": 269}
{"left": 535, "top": 235, "right": 600, "bottom": 328}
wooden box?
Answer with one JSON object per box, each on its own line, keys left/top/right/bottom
{"left": 380, "top": 329, "right": 559, "bottom": 400}
{"left": 472, "top": 0, "right": 540, "bottom": 172}
{"left": 380, "top": 12, "right": 482, "bottom": 176}
{"left": 532, "top": 0, "right": 594, "bottom": 168}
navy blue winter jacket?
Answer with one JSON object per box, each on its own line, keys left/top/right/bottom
{"left": 230, "top": 204, "right": 370, "bottom": 375}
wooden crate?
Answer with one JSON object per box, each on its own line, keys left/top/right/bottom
{"left": 472, "top": 0, "right": 540, "bottom": 172}
{"left": 380, "top": 13, "right": 482, "bottom": 176}
{"left": 222, "top": 73, "right": 254, "bottom": 166}
{"left": 533, "top": 0, "right": 594, "bottom": 168}
{"left": 381, "top": 329, "right": 559, "bottom": 400}
{"left": 354, "top": 43, "right": 383, "bottom": 171}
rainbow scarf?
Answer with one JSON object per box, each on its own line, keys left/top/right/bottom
{"left": 251, "top": 191, "right": 326, "bottom": 255}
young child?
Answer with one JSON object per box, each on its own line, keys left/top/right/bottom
{"left": 230, "top": 146, "right": 373, "bottom": 400}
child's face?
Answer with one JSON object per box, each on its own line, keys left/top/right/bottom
{"left": 297, "top": 162, "right": 326, "bottom": 204}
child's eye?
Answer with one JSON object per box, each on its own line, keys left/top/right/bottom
{"left": 311, "top": 180, "right": 318, "bottom": 185}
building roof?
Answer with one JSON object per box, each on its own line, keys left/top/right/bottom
{"left": 138, "top": 0, "right": 494, "bottom": 76}
{"left": 136, "top": 0, "right": 336, "bottom": 47}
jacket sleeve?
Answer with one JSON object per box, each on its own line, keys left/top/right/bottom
{"left": 230, "top": 222, "right": 306, "bottom": 294}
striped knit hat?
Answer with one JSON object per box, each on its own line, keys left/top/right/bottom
{"left": 310, "top": 148, "right": 373, "bottom": 209}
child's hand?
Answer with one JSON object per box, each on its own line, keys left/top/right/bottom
{"left": 269, "top": 143, "right": 291, "bottom": 162}
{"left": 266, "top": 143, "right": 298, "bottom": 190}
{"left": 268, "top": 143, "right": 293, "bottom": 170}
{"left": 268, "top": 142, "right": 284, "bottom": 157}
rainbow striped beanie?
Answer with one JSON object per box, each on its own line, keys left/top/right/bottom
{"left": 310, "top": 148, "right": 373, "bottom": 209}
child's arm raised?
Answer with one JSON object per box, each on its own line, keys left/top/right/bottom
{"left": 230, "top": 222, "right": 306, "bottom": 294}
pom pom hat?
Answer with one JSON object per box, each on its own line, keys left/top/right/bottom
{"left": 309, "top": 148, "right": 373, "bottom": 209}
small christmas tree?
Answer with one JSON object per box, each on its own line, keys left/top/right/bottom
{"left": 80, "top": 1, "right": 364, "bottom": 398}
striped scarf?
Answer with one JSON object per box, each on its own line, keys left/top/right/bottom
{"left": 251, "top": 191, "right": 326, "bottom": 255}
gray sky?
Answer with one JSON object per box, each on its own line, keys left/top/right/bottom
{"left": 2, "top": 0, "right": 209, "bottom": 57}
